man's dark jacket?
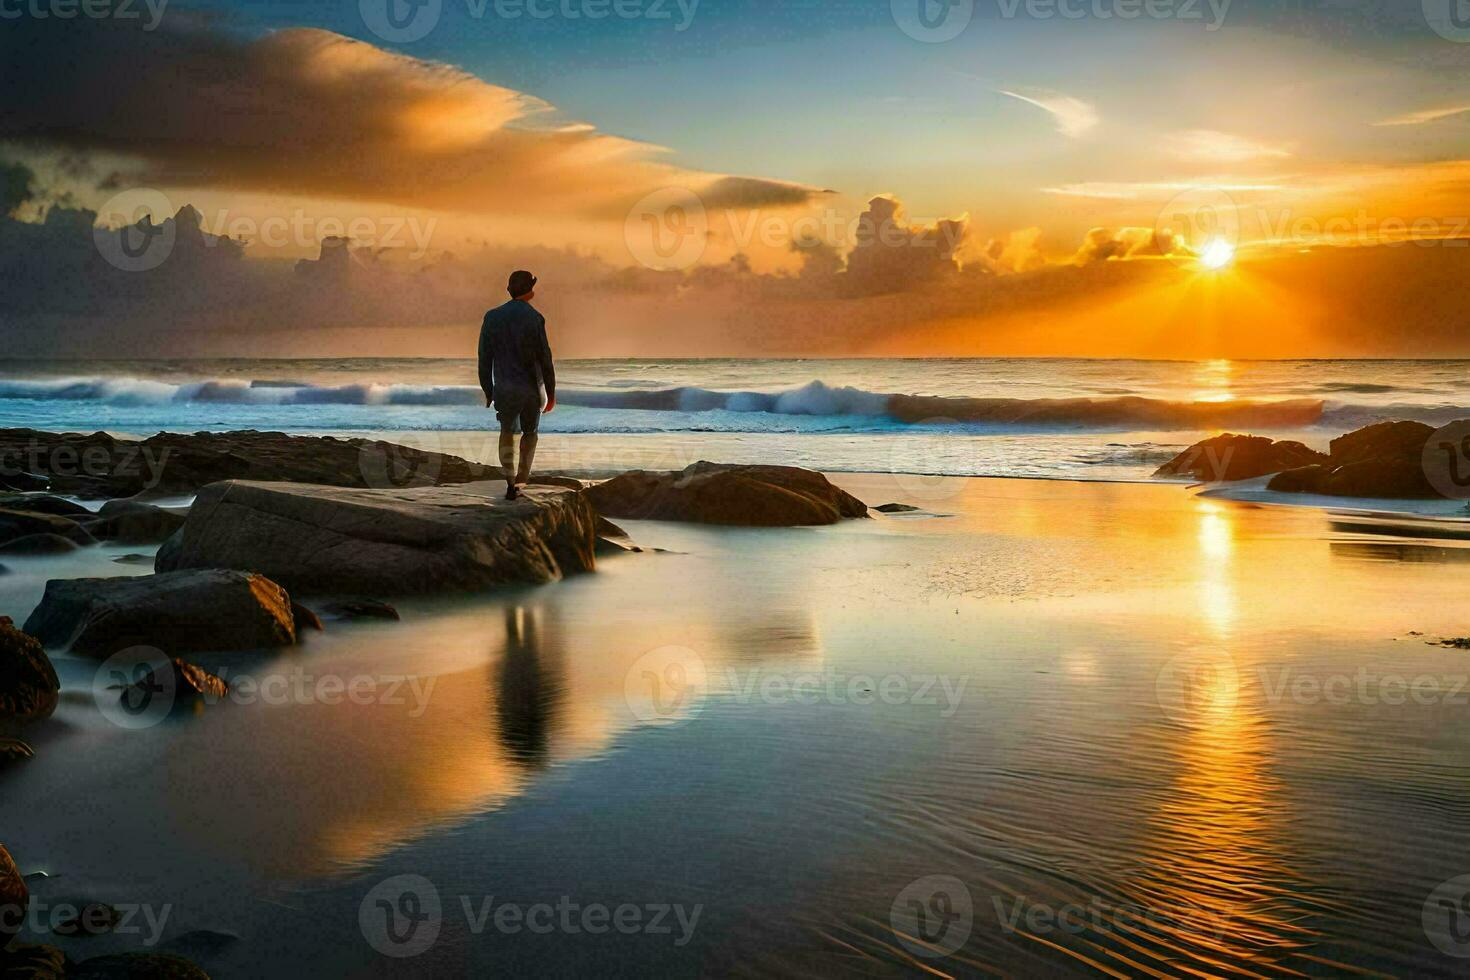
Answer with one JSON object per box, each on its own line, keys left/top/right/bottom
{"left": 478, "top": 299, "right": 555, "bottom": 405}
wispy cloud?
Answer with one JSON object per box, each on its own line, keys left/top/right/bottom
{"left": 1373, "top": 105, "right": 1470, "bottom": 126}
{"left": 1164, "top": 129, "right": 1291, "bottom": 162}
{"left": 998, "top": 88, "right": 1099, "bottom": 138}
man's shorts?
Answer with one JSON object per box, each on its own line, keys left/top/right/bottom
{"left": 494, "top": 391, "right": 543, "bottom": 435}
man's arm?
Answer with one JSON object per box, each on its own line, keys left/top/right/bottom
{"left": 537, "top": 317, "right": 556, "bottom": 411}
{"left": 477, "top": 314, "right": 494, "bottom": 407}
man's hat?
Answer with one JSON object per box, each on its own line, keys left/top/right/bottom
{"left": 508, "top": 270, "right": 537, "bottom": 297}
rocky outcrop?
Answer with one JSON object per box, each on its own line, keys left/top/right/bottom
{"left": 310, "top": 597, "right": 400, "bottom": 621}
{"left": 23, "top": 570, "right": 297, "bottom": 657}
{"left": 0, "top": 535, "right": 84, "bottom": 556}
{"left": 0, "top": 428, "right": 499, "bottom": 499}
{"left": 1267, "top": 420, "right": 1439, "bottom": 498}
{"left": 0, "top": 844, "right": 25, "bottom": 949}
{"left": 874, "top": 502, "right": 921, "bottom": 513}
{"left": 0, "top": 618, "right": 59, "bottom": 722}
{"left": 157, "top": 481, "right": 597, "bottom": 595}
{"left": 0, "top": 509, "right": 94, "bottom": 549}
{"left": 0, "top": 495, "right": 91, "bottom": 519}
{"left": 1153, "top": 433, "right": 1329, "bottom": 482}
{"left": 90, "top": 500, "right": 189, "bottom": 545}
{"left": 583, "top": 462, "right": 869, "bottom": 526}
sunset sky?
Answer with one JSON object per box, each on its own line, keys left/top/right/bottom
{"left": 3, "top": 0, "right": 1470, "bottom": 357}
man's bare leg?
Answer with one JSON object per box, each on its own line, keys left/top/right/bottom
{"left": 515, "top": 432, "right": 538, "bottom": 485}
{"left": 499, "top": 428, "right": 518, "bottom": 498}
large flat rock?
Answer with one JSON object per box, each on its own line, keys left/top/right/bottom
{"left": 584, "top": 462, "right": 870, "bottom": 526}
{"left": 23, "top": 569, "right": 297, "bottom": 657}
{"left": 156, "top": 480, "right": 597, "bottom": 595}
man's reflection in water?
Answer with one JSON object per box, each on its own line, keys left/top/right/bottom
{"left": 496, "top": 604, "right": 565, "bottom": 770}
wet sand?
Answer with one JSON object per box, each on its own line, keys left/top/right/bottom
{"left": 4, "top": 474, "right": 1470, "bottom": 976}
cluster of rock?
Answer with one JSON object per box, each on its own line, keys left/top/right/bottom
{"left": 1, "top": 842, "right": 208, "bottom": 979}
{"left": 0, "top": 428, "right": 497, "bottom": 499}
{"left": 0, "top": 494, "right": 189, "bottom": 556}
{"left": 1154, "top": 420, "right": 1452, "bottom": 498}
{"left": 585, "top": 462, "right": 870, "bottom": 526}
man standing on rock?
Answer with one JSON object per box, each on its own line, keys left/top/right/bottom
{"left": 479, "top": 270, "right": 556, "bottom": 500}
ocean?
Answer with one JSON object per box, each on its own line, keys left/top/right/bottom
{"left": 0, "top": 357, "right": 1466, "bottom": 482}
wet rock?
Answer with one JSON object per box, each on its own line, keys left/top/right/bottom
{"left": 584, "top": 462, "right": 870, "bottom": 526}
{"left": 117, "top": 657, "right": 229, "bottom": 710}
{"left": 69, "top": 953, "right": 209, "bottom": 980}
{"left": 874, "top": 502, "right": 921, "bottom": 513}
{"left": 1266, "top": 420, "right": 1440, "bottom": 498}
{"left": 0, "top": 739, "right": 34, "bottom": 765}
{"left": 0, "top": 942, "right": 66, "bottom": 978}
{"left": 90, "top": 501, "right": 189, "bottom": 545}
{"left": 157, "top": 481, "right": 597, "bottom": 596}
{"left": 0, "top": 536, "right": 84, "bottom": 557}
{"left": 290, "top": 601, "right": 324, "bottom": 632}
{"left": 111, "top": 554, "right": 153, "bottom": 566}
{"left": 593, "top": 515, "right": 642, "bottom": 554}
{"left": 0, "top": 845, "right": 26, "bottom": 950}
{"left": 1153, "top": 433, "right": 1328, "bottom": 482}
{"left": 0, "top": 511, "right": 93, "bottom": 549}
{"left": 0, "top": 618, "right": 59, "bottom": 722}
{"left": 0, "top": 428, "right": 498, "bottom": 499}
{"left": 527, "top": 475, "right": 587, "bottom": 491}
{"left": 0, "top": 471, "right": 48, "bottom": 493}
{"left": 23, "top": 570, "right": 296, "bottom": 657}
{"left": 0, "top": 496, "right": 91, "bottom": 520}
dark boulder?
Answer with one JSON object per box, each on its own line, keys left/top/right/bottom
{"left": 0, "top": 943, "right": 65, "bottom": 978}
{"left": 1266, "top": 420, "right": 1440, "bottom": 498}
{"left": 1153, "top": 434, "right": 1328, "bottom": 482}
{"left": 593, "top": 515, "right": 642, "bottom": 554}
{"left": 23, "top": 570, "right": 297, "bottom": 657}
{"left": 0, "top": 471, "right": 48, "bottom": 493}
{"left": 874, "top": 503, "right": 921, "bottom": 513}
{"left": 584, "top": 462, "right": 869, "bottom": 526}
{"left": 0, "top": 618, "right": 59, "bottom": 722}
{"left": 0, "top": 536, "right": 85, "bottom": 557}
{"left": 0, "top": 844, "right": 26, "bottom": 950}
{"left": 156, "top": 481, "right": 597, "bottom": 596}
{"left": 0, "top": 495, "right": 92, "bottom": 519}
{"left": 0, "top": 510, "right": 93, "bottom": 548}
{"left": 0, "top": 739, "right": 34, "bottom": 765}
{"left": 290, "top": 601, "right": 324, "bottom": 632}
{"left": 90, "top": 501, "right": 189, "bottom": 545}
{"left": 118, "top": 657, "right": 229, "bottom": 711}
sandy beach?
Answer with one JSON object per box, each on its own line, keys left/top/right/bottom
{"left": 3, "top": 471, "right": 1467, "bottom": 976}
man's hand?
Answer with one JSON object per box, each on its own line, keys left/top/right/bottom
{"left": 544, "top": 395, "right": 556, "bottom": 414}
